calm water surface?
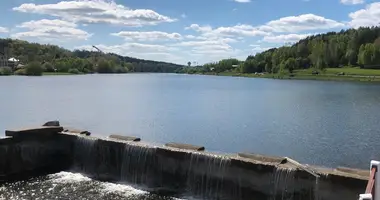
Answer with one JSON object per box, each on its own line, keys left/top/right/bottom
{"left": 1, "top": 73, "right": 379, "bottom": 169}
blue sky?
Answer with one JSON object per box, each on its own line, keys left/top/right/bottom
{"left": 0, "top": 0, "right": 378, "bottom": 65}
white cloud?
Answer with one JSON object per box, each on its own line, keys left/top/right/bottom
{"left": 13, "top": 0, "right": 176, "bottom": 27}
{"left": 0, "top": 27, "right": 9, "bottom": 33}
{"left": 234, "top": 0, "right": 251, "bottom": 3}
{"left": 349, "top": 2, "right": 380, "bottom": 28}
{"left": 17, "top": 19, "right": 77, "bottom": 28}
{"left": 185, "top": 23, "right": 269, "bottom": 39}
{"left": 181, "top": 13, "right": 187, "bottom": 18}
{"left": 263, "top": 14, "right": 345, "bottom": 32}
{"left": 250, "top": 44, "right": 272, "bottom": 52}
{"left": 262, "top": 33, "right": 312, "bottom": 43}
{"left": 341, "top": 0, "right": 364, "bottom": 5}
{"left": 112, "top": 31, "right": 182, "bottom": 41}
{"left": 12, "top": 19, "right": 91, "bottom": 40}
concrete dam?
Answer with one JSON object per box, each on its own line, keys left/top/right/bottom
{"left": 0, "top": 122, "right": 370, "bottom": 200}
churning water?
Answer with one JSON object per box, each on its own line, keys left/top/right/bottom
{"left": 0, "top": 172, "right": 180, "bottom": 200}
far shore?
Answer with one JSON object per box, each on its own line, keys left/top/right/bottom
{"left": 184, "top": 68, "right": 380, "bottom": 82}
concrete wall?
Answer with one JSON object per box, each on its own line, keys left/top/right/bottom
{"left": 0, "top": 127, "right": 74, "bottom": 182}
{"left": 69, "top": 134, "right": 368, "bottom": 200}
{"left": 0, "top": 125, "right": 369, "bottom": 200}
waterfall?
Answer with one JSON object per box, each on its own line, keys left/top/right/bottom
{"left": 271, "top": 167, "right": 295, "bottom": 200}
{"left": 72, "top": 137, "right": 97, "bottom": 175}
{"left": 186, "top": 152, "right": 232, "bottom": 200}
{"left": 72, "top": 137, "right": 158, "bottom": 188}
{"left": 120, "top": 144, "right": 157, "bottom": 186}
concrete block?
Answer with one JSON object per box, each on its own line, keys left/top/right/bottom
{"left": 42, "top": 121, "right": 60, "bottom": 127}
{"left": 109, "top": 135, "right": 141, "bottom": 142}
{"left": 63, "top": 128, "right": 91, "bottom": 136}
{"left": 165, "top": 142, "right": 205, "bottom": 151}
{"left": 5, "top": 126, "right": 64, "bottom": 137}
{"left": 238, "top": 152, "right": 284, "bottom": 163}
{"left": 0, "top": 137, "right": 13, "bottom": 145}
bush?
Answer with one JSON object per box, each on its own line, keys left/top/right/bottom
{"left": 0, "top": 67, "right": 13, "bottom": 76}
{"left": 25, "top": 61, "right": 43, "bottom": 76}
{"left": 68, "top": 68, "right": 81, "bottom": 74}
{"left": 96, "top": 60, "right": 114, "bottom": 73}
{"left": 43, "top": 62, "right": 55, "bottom": 72}
{"left": 114, "top": 66, "right": 128, "bottom": 73}
{"left": 14, "top": 69, "right": 26, "bottom": 75}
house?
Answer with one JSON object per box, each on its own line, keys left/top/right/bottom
{"left": 7, "top": 57, "right": 19, "bottom": 69}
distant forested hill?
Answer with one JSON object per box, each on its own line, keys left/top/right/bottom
{"left": 0, "top": 38, "right": 184, "bottom": 74}
{"left": 177, "top": 27, "right": 380, "bottom": 74}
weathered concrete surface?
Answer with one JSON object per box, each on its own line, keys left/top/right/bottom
{"left": 165, "top": 142, "right": 205, "bottom": 151}
{"left": 63, "top": 128, "right": 91, "bottom": 136}
{"left": 0, "top": 128, "right": 74, "bottom": 182}
{"left": 109, "top": 135, "right": 141, "bottom": 142}
{"left": 5, "top": 126, "right": 64, "bottom": 137}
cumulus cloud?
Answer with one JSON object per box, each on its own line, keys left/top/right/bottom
{"left": 262, "top": 14, "right": 345, "bottom": 32}
{"left": 250, "top": 44, "right": 272, "bottom": 52}
{"left": 262, "top": 33, "right": 312, "bottom": 43}
{"left": 12, "top": 19, "right": 91, "bottom": 40}
{"left": 13, "top": 0, "right": 176, "bottom": 27}
{"left": 349, "top": 2, "right": 380, "bottom": 28}
{"left": 341, "top": 0, "right": 364, "bottom": 5}
{"left": 112, "top": 31, "right": 182, "bottom": 41}
{"left": 0, "top": 27, "right": 9, "bottom": 33}
{"left": 185, "top": 23, "right": 269, "bottom": 39}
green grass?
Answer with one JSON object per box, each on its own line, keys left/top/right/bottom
{"left": 295, "top": 67, "right": 380, "bottom": 76}
{"left": 43, "top": 72, "right": 79, "bottom": 76}
{"left": 199, "top": 67, "right": 380, "bottom": 82}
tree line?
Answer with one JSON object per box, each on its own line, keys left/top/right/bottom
{"left": 176, "top": 26, "right": 380, "bottom": 74}
{"left": 0, "top": 38, "right": 183, "bottom": 76}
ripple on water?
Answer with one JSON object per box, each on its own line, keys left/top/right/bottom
{"left": 0, "top": 172, "right": 186, "bottom": 200}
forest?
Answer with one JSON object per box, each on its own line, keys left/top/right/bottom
{"left": 0, "top": 38, "right": 183, "bottom": 76}
{"left": 176, "top": 26, "right": 380, "bottom": 76}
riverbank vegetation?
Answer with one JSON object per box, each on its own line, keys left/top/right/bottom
{"left": 176, "top": 27, "right": 380, "bottom": 81}
{"left": 0, "top": 38, "right": 183, "bottom": 76}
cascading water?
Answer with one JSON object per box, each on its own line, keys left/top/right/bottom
{"left": 271, "top": 167, "right": 295, "bottom": 200}
{"left": 120, "top": 144, "right": 157, "bottom": 186}
{"left": 72, "top": 137, "right": 158, "bottom": 188}
{"left": 72, "top": 136, "right": 98, "bottom": 175}
{"left": 186, "top": 153, "right": 232, "bottom": 200}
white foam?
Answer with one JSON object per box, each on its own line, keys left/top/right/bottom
{"left": 48, "top": 171, "right": 91, "bottom": 183}
{"left": 100, "top": 182, "right": 147, "bottom": 197}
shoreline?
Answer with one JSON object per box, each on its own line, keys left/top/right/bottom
{"left": 185, "top": 71, "right": 380, "bottom": 83}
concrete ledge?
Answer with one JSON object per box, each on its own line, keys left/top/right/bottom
{"left": 109, "top": 135, "right": 141, "bottom": 142}
{"left": 63, "top": 128, "right": 91, "bottom": 136}
{"left": 0, "top": 137, "right": 13, "bottom": 145}
{"left": 42, "top": 121, "right": 60, "bottom": 127}
{"left": 5, "top": 126, "right": 64, "bottom": 137}
{"left": 165, "top": 142, "right": 205, "bottom": 151}
{"left": 238, "top": 152, "right": 284, "bottom": 163}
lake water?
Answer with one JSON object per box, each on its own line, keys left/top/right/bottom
{"left": 1, "top": 73, "right": 380, "bottom": 169}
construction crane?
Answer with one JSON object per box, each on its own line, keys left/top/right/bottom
{"left": 92, "top": 45, "right": 104, "bottom": 66}
{"left": 92, "top": 45, "right": 104, "bottom": 54}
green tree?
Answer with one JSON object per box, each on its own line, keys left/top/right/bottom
{"left": 284, "top": 58, "right": 296, "bottom": 73}
{"left": 42, "top": 62, "right": 55, "bottom": 72}
{"left": 0, "top": 67, "right": 12, "bottom": 76}
{"left": 25, "top": 61, "right": 44, "bottom": 76}
{"left": 96, "top": 59, "right": 114, "bottom": 73}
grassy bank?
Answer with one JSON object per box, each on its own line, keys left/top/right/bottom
{"left": 42, "top": 72, "right": 81, "bottom": 76}
{"left": 197, "top": 67, "right": 380, "bottom": 82}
